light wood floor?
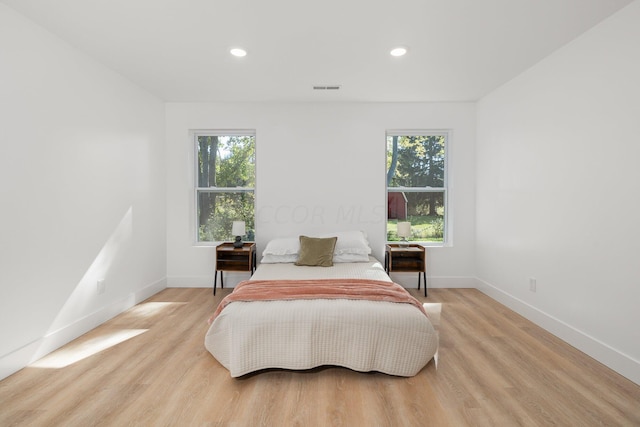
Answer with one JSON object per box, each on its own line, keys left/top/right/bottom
{"left": 1, "top": 288, "right": 639, "bottom": 426}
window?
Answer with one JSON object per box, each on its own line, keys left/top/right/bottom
{"left": 195, "top": 131, "right": 255, "bottom": 242}
{"left": 386, "top": 132, "right": 447, "bottom": 244}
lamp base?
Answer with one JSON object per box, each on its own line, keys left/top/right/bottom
{"left": 233, "top": 236, "right": 243, "bottom": 248}
{"left": 398, "top": 237, "right": 410, "bottom": 247}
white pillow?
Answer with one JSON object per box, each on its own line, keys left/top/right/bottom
{"left": 261, "top": 254, "right": 299, "bottom": 264}
{"left": 262, "top": 237, "right": 300, "bottom": 256}
{"left": 333, "top": 253, "right": 371, "bottom": 263}
{"left": 322, "top": 230, "right": 372, "bottom": 255}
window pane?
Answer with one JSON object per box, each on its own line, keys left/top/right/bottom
{"left": 197, "top": 135, "right": 255, "bottom": 188}
{"left": 387, "top": 191, "right": 444, "bottom": 242}
{"left": 386, "top": 135, "right": 445, "bottom": 188}
{"left": 198, "top": 191, "right": 255, "bottom": 242}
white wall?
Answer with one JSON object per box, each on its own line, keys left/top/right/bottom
{"left": 0, "top": 5, "right": 166, "bottom": 380}
{"left": 166, "top": 102, "right": 476, "bottom": 288}
{"left": 476, "top": 1, "right": 640, "bottom": 384}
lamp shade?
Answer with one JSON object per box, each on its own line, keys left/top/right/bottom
{"left": 397, "top": 221, "right": 411, "bottom": 239}
{"left": 232, "top": 221, "right": 246, "bottom": 236}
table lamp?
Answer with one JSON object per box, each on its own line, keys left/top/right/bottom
{"left": 232, "top": 221, "right": 246, "bottom": 248}
{"left": 397, "top": 221, "right": 411, "bottom": 247}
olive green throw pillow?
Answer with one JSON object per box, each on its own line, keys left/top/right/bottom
{"left": 295, "top": 236, "right": 337, "bottom": 267}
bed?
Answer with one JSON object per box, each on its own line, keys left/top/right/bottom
{"left": 205, "top": 232, "right": 438, "bottom": 377}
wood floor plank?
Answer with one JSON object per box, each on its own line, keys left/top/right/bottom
{"left": 1, "top": 288, "right": 639, "bottom": 426}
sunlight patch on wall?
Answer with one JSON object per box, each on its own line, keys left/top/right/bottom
{"left": 45, "top": 206, "right": 133, "bottom": 336}
{"left": 26, "top": 206, "right": 136, "bottom": 365}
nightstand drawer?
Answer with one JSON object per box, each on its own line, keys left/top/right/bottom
{"left": 390, "top": 258, "right": 425, "bottom": 271}
{"left": 217, "top": 254, "right": 252, "bottom": 271}
{"left": 392, "top": 250, "right": 423, "bottom": 258}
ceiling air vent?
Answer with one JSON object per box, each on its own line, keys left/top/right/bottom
{"left": 313, "top": 85, "right": 341, "bottom": 90}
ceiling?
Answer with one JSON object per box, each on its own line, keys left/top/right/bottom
{"left": 2, "top": 0, "right": 633, "bottom": 103}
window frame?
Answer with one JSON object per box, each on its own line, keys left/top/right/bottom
{"left": 193, "top": 130, "right": 256, "bottom": 245}
{"left": 385, "top": 130, "right": 450, "bottom": 246}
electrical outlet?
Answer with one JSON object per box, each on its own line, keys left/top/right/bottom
{"left": 529, "top": 277, "right": 537, "bottom": 292}
{"left": 97, "top": 279, "right": 106, "bottom": 294}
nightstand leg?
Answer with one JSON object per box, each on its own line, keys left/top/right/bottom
{"left": 423, "top": 271, "right": 427, "bottom": 297}
{"left": 213, "top": 271, "right": 225, "bottom": 296}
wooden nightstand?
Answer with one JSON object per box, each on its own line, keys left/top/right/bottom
{"left": 214, "top": 242, "right": 256, "bottom": 295}
{"left": 385, "top": 244, "right": 427, "bottom": 297}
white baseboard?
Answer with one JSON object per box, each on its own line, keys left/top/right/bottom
{"left": 166, "top": 275, "right": 212, "bottom": 287}
{"left": 476, "top": 277, "right": 640, "bottom": 386}
{"left": 0, "top": 277, "right": 166, "bottom": 381}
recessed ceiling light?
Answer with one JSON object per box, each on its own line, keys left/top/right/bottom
{"left": 390, "top": 47, "right": 408, "bottom": 57}
{"left": 230, "top": 48, "right": 247, "bottom": 57}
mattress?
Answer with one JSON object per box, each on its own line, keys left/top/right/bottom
{"left": 205, "top": 257, "right": 438, "bottom": 377}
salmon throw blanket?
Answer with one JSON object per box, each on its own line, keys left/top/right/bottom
{"left": 209, "top": 279, "right": 427, "bottom": 323}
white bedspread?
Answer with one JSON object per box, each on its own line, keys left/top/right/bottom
{"left": 205, "top": 258, "right": 438, "bottom": 377}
